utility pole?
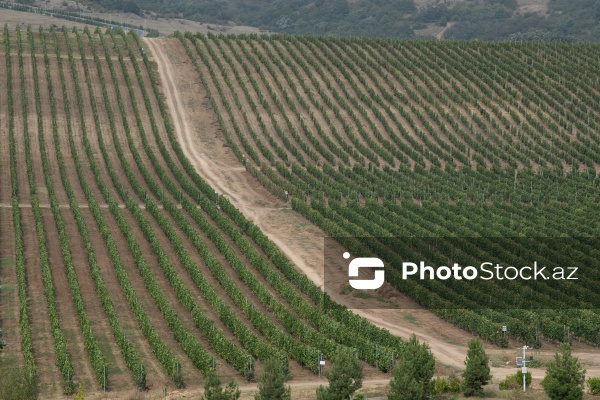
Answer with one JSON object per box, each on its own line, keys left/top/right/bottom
{"left": 521, "top": 345, "right": 529, "bottom": 392}
{"left": 318, "top": 351, "right": 321, "bottom": 377}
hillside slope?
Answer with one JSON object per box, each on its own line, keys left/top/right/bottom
{"left": 146, "top": 35, "right": 600, "bottom": 390}
{"left": 79, "top": 0, "right": 600, "bottom": 41}
{"left": 0, "top": 25, "right": 405, "bottom": 397}
{"left": 170, "top": 30, "right": 600, "bottom": 350}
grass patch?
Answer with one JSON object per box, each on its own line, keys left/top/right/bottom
{"left": 0, "top": 283, "right": 15, "bottom": 293}
{"left": 339, "top": 284, "right": 353, "bottom": 295}
{"left": 0, "top": 258, "right": 15, "bottom": 268}
{"left": 490, "top": 353, "right": 510, "bottom": 368}
{"left": 441, "top": 337, "right": 461, "bottom": 346}
{"left": 402, "top": 314, "right": 422, "bottom": 327}
{"left": 522, "top": 356, "right": 545, "bottom": 368}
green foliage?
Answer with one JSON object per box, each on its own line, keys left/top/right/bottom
{"left": 29, "top": 26, "right": 109, "bottom": 389}
{"left": 0, "top": 366, "right": 37, "bottom": 400}
{"left": 462, "top": 338, "right": 492, "bottom": 397}
{"left": 588, "top": 377, "right": 600, "bottom": 395}
{"left": 72, "top": 384, "right": 84, "bottom": 400}
{"left": 443, "top": 1, "right": 600, "bottom": 40}
{"left": 88, "top": 0, "right": 416, "bottom": 38}
{"left": 46, "top": 26, "right": 148, "bottom": 390}
{"left": 413, "top": 4, "right": 449, "bottom": 23}
{"left": 4, "top": 22, "right": 35, "bottom": 380}
{"left": 499, "top": 371, "right": 532, "bottom": 390}
{"left": 14, "top": 24, "right": 74, "bottom": 395}
{"left": 433, "top": 375, "right": 461, "bottom": 394}
{"left": 176, "top": 28, "right": 600, "bottom": 350}
{"left": 255, "top": 357, "right": 291, "bottom": 400}
{"left": 486, "top": 0, "right": 518, "bottom": 9}
{"left": 388, "top": 335, "right": 434, "bottom": 400}
{"left": 541, "top": 343, "right": 586, "bottom": 400}
{"left": 316, "top": 350, "right": 362, "bottom": 400}
{"left": 202, "top": 372, "right": 241, "bottom": 400}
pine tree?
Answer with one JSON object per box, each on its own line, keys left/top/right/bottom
{"left": 202, "top": 371, "right": 241, "bottom": 400}
{"left": 255, "top": 357, "right": 291, "bottom": 400}
{"left": 72, "top": 383, "right": 85, "bottom": 400}
{"left": 388, "top": 334, "right": 435, "bottom": 400}
{"left": 316, "top": 350, "right": 362, "bottom": 400}
{"left": 541, "top": 343, "right": 586, "bottom": 400}
{"left": 462, "top": 338, "right": 492, "bottom": 397}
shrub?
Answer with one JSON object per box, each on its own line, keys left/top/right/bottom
{"left": 588, "top": 377, "right": 600, "bottom": 395}
{"left": 499, "top": 371, "right": 532, "bottom": 390}
{"left": 0, "top": 366, "right": 37, "bottom": 400}
{"left": 433, "top": 375, "right": 461, "bottom": 395}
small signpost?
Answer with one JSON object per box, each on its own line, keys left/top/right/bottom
{"left": 318, "top": 352, "right": 325, "bottom": 377}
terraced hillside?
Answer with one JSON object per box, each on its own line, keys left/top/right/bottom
{"left": 175, "top": 32, "right": 600, "bottom": 348}
{"left": 0, "top": 26, "right": 404, "bottom": 397}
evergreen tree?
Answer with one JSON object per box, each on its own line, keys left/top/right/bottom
{"left": 541, "top": 343, "right": 586, "bottom": 400}
{"left": 72, "top": 383, "right": 85, "bottom": 400}
{"left": 388, "top": 334, "right": 435, "bottom": 400}
{"left": 316, "top": 350, "right": 362, "bottom": 400}
{"left": 0, "top": 328, "right": 6, "bottom": 349}
{"left": 255, "top": 357, "right": 291, "bottom": 400}
{"left": 462, "top": 338, "right": 492, "bottom": 397}
{"left": 202, "top": 371, "right": 241, "bottom": 400}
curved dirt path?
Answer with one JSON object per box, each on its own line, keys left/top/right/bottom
{"left": 144, "top": 37, "right": 600, "bottom": 383}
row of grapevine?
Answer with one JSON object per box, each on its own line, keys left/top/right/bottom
{"left": 4, "top": 23, "right": 36, "bottom": 380}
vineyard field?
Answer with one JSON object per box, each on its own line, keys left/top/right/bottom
{"left": 173, "top": 32, "right": 600, "bottom": 349}
{"left": 1, "top": 23, "right": 600, "bottom": 399}
{"left": 0, "top": 26, "right": 405, "bottom": 397}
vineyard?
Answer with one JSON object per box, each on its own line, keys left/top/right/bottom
{"left": 1, "top": 24, "right": 600, "bottom": 398}
{"left": 0, "top": 26, "right": 405, "bottom": 396}
{"left": 174, "top": 32, "right": 600, "bottom": 349}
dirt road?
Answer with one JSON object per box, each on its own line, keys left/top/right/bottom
{"left": 144, "top": 37, "right": 600, "bottom": 382}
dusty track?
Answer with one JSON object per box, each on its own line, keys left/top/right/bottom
{"left": 144, "top": 37, "right": 600, "bottom": 384}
